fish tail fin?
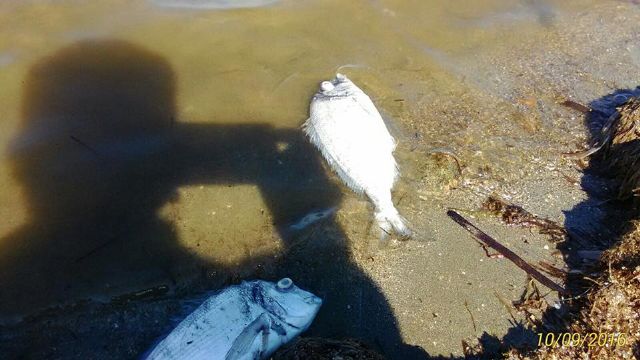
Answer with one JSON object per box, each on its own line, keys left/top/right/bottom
{"left": 375, "top": 207, "right": 412, "bottom": 239}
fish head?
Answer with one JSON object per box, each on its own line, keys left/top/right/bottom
{"left": 254, "top": 278, "right": 322, "bottom": 330}
{"left": 317, "top": 73, "right": 355, "bottom": 98}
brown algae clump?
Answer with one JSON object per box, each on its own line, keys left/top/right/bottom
{"left": 600, "top": 97, "right": 640, "bottom": 199}
{"left": 531, "top": 223, "right": 640, "bottom": 360}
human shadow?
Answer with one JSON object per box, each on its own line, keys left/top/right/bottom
{"left": 0, "top": 40, "right": 428, "bottom": 359}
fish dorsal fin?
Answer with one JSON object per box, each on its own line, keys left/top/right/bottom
{"left": 225, "top": 313, "right": 271, "bottom": 360}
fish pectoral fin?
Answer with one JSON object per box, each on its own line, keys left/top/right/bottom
{"left": 225, "top": 313, "right": 271, "bottom": 360}
{"left": 269, "top": 320, "right": 288, "bottom": 336}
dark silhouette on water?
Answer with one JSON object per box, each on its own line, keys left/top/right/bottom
{"left": 0, "top": 40, "right": 427, "bottom": 359}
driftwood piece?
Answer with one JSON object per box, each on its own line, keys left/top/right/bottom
{"left": 447, "top": 210, "right": 567, "bottom": 294}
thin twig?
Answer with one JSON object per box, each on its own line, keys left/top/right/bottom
{"left": 494, "top": 291, "right": 518, "bottom": 323}
{"left": 464, "top": 300, "right": 477, "bottom": 332}
{"left": 559, "top": 99, "right": 591, "bottom": 114}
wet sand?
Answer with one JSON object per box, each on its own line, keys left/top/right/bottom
{"left": 1, "top": 0, "right": 640, "bottom": 358}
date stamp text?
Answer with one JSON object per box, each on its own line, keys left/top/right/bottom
{"left": 537, "top": 332, "right": 628, "bottom": 348}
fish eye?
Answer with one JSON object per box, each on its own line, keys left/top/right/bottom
{"left": 320, "top": 81, "right": 334, "bottom": 92}
{"left": 276, "top": 277, "right": 293, "bottom": 291}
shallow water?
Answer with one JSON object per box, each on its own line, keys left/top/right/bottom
{"left": 1, "top": 0, "right": 638, "bottom": 357}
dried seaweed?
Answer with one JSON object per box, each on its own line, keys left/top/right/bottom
{"left": 512, "top": 280, "right": 548, "bottom": 328}
{"left": 510, "top": 223, "right": 640, "bottom": 359}
{"left": 483, "top": 195, "right": 567, "bottom": 243}
{"left": 559, "top": 99, "right": 592, "bottom": 114}
{"left": 600, "top": 97, "right": 640, "bottom": 199}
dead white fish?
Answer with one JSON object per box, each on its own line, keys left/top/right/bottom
{"left": 303, "top": 73, "right": 411, "bottom": 238}
{"left": 289, "top": 207, "right": 336, "bottom": 231}
{"left": 144, "top": 278, "right": 322, "bottom": 360}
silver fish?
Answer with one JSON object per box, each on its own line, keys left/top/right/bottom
{"left": 303, "top": 74, "right": 411, "bottom": 238}
{"left": 144, "top": 278, "right": 322, "bottom": 360}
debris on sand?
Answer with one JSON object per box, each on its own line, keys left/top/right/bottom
{"left": 506, "top": 99, "right": 640, "bottom": 359}
{"left": 464, "top": 300, "right": 478, "bottom": 332}
{"left": 521, "top": 222, "right": 640, "bottom": 359}
{"left": 447, "top": 210, "right": 567, "bottom": 294}
{"left": 511, "top": 280, "right": 550, "bottom": 329}
{"left": 273, "top": 337, "right": 385, "bottom": 360}
{"left": 563, "top": 97, "right": 640, "bottom": 199}
{"left": 482, "top": 195, "right": 567, "bottom": 243}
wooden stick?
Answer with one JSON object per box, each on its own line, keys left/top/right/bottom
{"left": 447, "top": 210, "right": 567, "bottom": 294}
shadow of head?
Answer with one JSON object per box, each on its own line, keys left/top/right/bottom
{"left": 12, "top": 40, "right": 177, "bottom": 224}
{"left": 0, "top": 40, "right": 192, "bottom": 320}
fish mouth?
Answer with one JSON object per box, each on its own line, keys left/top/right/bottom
{"left": 263, "top": 281, "right": 323, "bottom": 329}
{"left": 277, "top": 296, "right": 322, "bottom": 329}
{"left": 303, "top": 294, "right": 323, "bottom": 306}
